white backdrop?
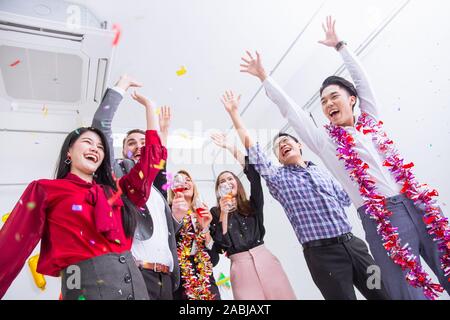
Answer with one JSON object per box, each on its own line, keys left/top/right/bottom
{"left": 1, "top": 0, "right": 450, "bottom": 300}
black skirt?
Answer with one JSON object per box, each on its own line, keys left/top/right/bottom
{"left": 61, "top": 251, "right": 149, "bottom": 300}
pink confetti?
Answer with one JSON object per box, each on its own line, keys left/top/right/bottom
{"left": 89, "top": 240, "right": 96, "bottom": 246}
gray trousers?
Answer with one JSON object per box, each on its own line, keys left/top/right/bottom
{"left": 61, "top": 251, "right": 149, "bottom": 300}
{"left": 358, "top": 194, "right": 450, "bottom": 300}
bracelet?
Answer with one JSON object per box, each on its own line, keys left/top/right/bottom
{"left": 335, "top": 41, "right": 347, "bottom": 51}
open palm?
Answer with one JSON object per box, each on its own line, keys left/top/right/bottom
{"left": 318, "top": 16, "right": 340, "bottom": 48}
{"left": 240, "top": 51, "right": 267, "bottom": 81}
{"left": 211, "top": 132, "right": 229, "bottom": 149}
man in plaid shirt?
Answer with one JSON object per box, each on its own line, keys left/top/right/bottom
{"left": 219, "top": 90, "right": 389, "bottom": 300}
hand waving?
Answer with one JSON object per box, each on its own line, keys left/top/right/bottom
{"left": 318, "top": 16, "right": 341, "bottom": 48}
{"left": 240, "top": 51, "right": 267, "bottom": 82}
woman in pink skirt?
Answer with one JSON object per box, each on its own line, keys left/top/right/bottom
{"left": 210, "top": 130, "right": 296, "bottom": 300}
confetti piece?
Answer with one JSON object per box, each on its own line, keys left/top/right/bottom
{"left": 103, "top": 105, "right": 110, "bottom": 110}
{"left": 89, "top": 240, "right": 96, "bottom": 246}
{"left": 112, "top": 23, "right": 121, "bottom": 46}
{"left": 176, "top": 66, "right": 187, "bottom": 76}
{"left": 109, "top": 211, "right": 113, "bottom": 217}
{"left": 115, "top": 239, "right": 121, "bottom": 245}
{"left": 127, "top": 150, "right": 133, "bottom": 159}
{"left": 129, "top": 189, "right": 135, "bottom": 194}
{"left": 78, "top": 295, "right": 86, "bottom": 300}
{"left": 42, "top": 105, "right": 48, "bottom": 117}
{"left": 15, "top": 233, "right": 22, "bottom": 242}
{"left": 72, "top": 204, "right": 83, "bottom": 212}
{"left": 19, "top": 199, "right": 23, "bottom": 205}
{"left": 216, "top": 273, "right": 231, "bottom": 288}
{"left": 153, "top": 159, "right": 166, "bottom": 170}
{"left": 10, "top": 59, "right": 21, "bottom": 67}
{"left": 27, "top": 202, "right": 36, "bottom": 210}
{"left": 179, "top": 133, "right": 190, "bottom": 140}
{"left": 28, "top": 254, "right": 46, "bottom": 290}
{"left": 2, "top": 213, "right": 10, "bottom": 223}
{"left": 155, "top": 108, "right": 161, "bottom": 116}
{"left": 118, "top": 289, "right": 122, "bottom": 295}
{"left": 139, "top": 171, "right": 144, "bottom": 180}
{"left": 96, "top": 280, "right": 105, "bottom": 285}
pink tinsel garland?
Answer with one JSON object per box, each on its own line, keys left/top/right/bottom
{"left": 326, "top": 113, "right": 450, "bottom": 299}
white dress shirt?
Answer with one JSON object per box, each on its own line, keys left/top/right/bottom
{"left": 262, "top": 46, "right": 402, "bottom": 209}
{"left": 131, "top": 186, "right": 174, "bottom": 271}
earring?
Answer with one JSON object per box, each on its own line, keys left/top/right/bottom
{"left": 64, "top": 157, "right": 72, "bottom": 165}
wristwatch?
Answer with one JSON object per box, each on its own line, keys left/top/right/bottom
{"left": 335, "top": 41, "right": 347, "bottom": 51}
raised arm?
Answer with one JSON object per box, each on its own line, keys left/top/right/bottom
{"left": 0, "top": 181, "right": 47, "bottom": 298}
{"left": 210, "top": 132, "right": 245, "bottom": 168}
{"left": 119, "top": 92, "right": 166, "bottom": 207}
{"left": 91, "top": 75, "right": 142, "bottom": 164}
{"left": 319, "top": 16, "right": 379, "bottom": 120}
{"left": 240, "top": 52, "right": 327, "bottom": 155}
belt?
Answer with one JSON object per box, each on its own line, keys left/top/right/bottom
{"left": 302, "top": 233, "right": 353, "bottom": 249}
{"left": 137, "top": 262, "right": 170, "bottom": 274}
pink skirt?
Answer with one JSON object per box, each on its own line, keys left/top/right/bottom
{"left": 229, "top": 245, "right": 297, "bottom": 300}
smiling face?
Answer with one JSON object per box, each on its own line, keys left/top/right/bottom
{"left": 321, "top": 84, "right": 356, "bottom": 127}
{"left": 68, "top": 131, "right": 105, "bottom": 176}
{"left": 273, "top": 135, "right": 303, "bottom": 165}
{"left": 123, "top": 132, "right": 145, "bottom": 162}
{"left": 217, "top": 172, "right": 238, "bottom": 197}
{"left": 178, "top": 173, "right": 194, "bottom": 200}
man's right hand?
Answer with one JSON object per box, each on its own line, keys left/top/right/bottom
{"left": 240, "top": 51, "right": 267, "bottom": 82}
{"left": 115, "top": 74, "right": 143, "bottom": 92}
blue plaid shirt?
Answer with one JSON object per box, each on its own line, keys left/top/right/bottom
{"left": 248, "top": 144, "right": 352, "bottom": 244}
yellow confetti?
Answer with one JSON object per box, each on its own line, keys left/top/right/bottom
{"left": 179, "top": 133, "right": 191, "bottom": 140}
{"left": 27, "top": 202, "right": 36, "bottom": 210}
{"left": 155, "top": 108, "right": 161, "bottom": 116}
{"left": 176, "top": 66, "right": 187, "bottom": 76}
{"left": 115, "top": 239, "right": 121, "bottom": 245}
{"left": 153, "top": 159, "right": 166, "bottom": 170}
{"left": 28, "top": 254, "right": 46, "bottom": 290}
{"left": 2, "top": 213, "right": 10, "bottom": 223}
{"left": 42, "top": 105, "right": 48, "bottom": 117}
{"left": 139, "top": 171, "right": 144, "bottom": 180}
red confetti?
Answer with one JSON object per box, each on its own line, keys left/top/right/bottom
{"left": 9, "top": 59, "right": 21, "bottom": 67}
{"left": 112, "top": 24, "right": 121, "bottom": 46}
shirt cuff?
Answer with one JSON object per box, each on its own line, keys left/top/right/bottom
{"left": 111, "top": 86, "right": 126, "bottom": 97}
{"left": 205, "top": 238, "right": 214, "bottom": 250}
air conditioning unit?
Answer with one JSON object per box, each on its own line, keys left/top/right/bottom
{"left": 0, "top": 0, "right": 116, "bottom": 113}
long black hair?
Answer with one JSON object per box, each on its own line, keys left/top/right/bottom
{"left": 55, "top": 127, "right": 138, "bottom": 237}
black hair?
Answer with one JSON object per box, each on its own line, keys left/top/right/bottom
{"left": 272, "top": 133, "right": 303, "bottom": 156}
{"left": 55, "top": 127, "right": 138, "bottom": 238}
{"left": 320, "top": 76, "right": 358, "bottom": 109}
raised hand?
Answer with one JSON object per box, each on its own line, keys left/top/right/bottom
{"left": 158, "top": 105, "right": 172, "bottom": 133}
{"left": 210, "top": 132, "right": 230, "bottom": 149}
{"left": 220, "top": 90, "right": 241, "bottom": 114}
{"left": 240, "top": 51, "right": 267, "bottom": 82}
{"left": 131, "top": 91, "right": 153, "bottom": 109}
{"left": 115, "top": 74, "right": 143, "bottom": 92}
{"left": 318, "top": 16, "right": 340, "bottom": 48}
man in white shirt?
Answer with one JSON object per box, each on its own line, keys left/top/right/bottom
{"left": 92, "top": 75, "right": 180, "bottom": 299}
{"left": 239, "top": 17, "right": 449, "bottom": 300}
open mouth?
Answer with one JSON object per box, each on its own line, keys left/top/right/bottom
{"left": 281, "top": 146, "right": 292, "bottom": 158}
{"left": 84, "top": 153, "right": 99, "bottom": 164}
{"left": 329, "top": 109, "right": 340, "bottom": 119}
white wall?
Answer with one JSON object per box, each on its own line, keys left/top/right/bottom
{"left": 1, "top": 0, "right": 450, "bottom": 300}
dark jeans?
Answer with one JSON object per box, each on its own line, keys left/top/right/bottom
{"left": 358, "top": 194, "right": 450, "bottom": 300}
{"left": 303, "top": 235, "right": 390, "bottom": 300}
{"left": 140, "top": 269, "right": 173, "bottom": 300}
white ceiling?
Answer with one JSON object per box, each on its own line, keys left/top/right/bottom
{"left": 0, "top": 0, "right": 413, "bottom": 182}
